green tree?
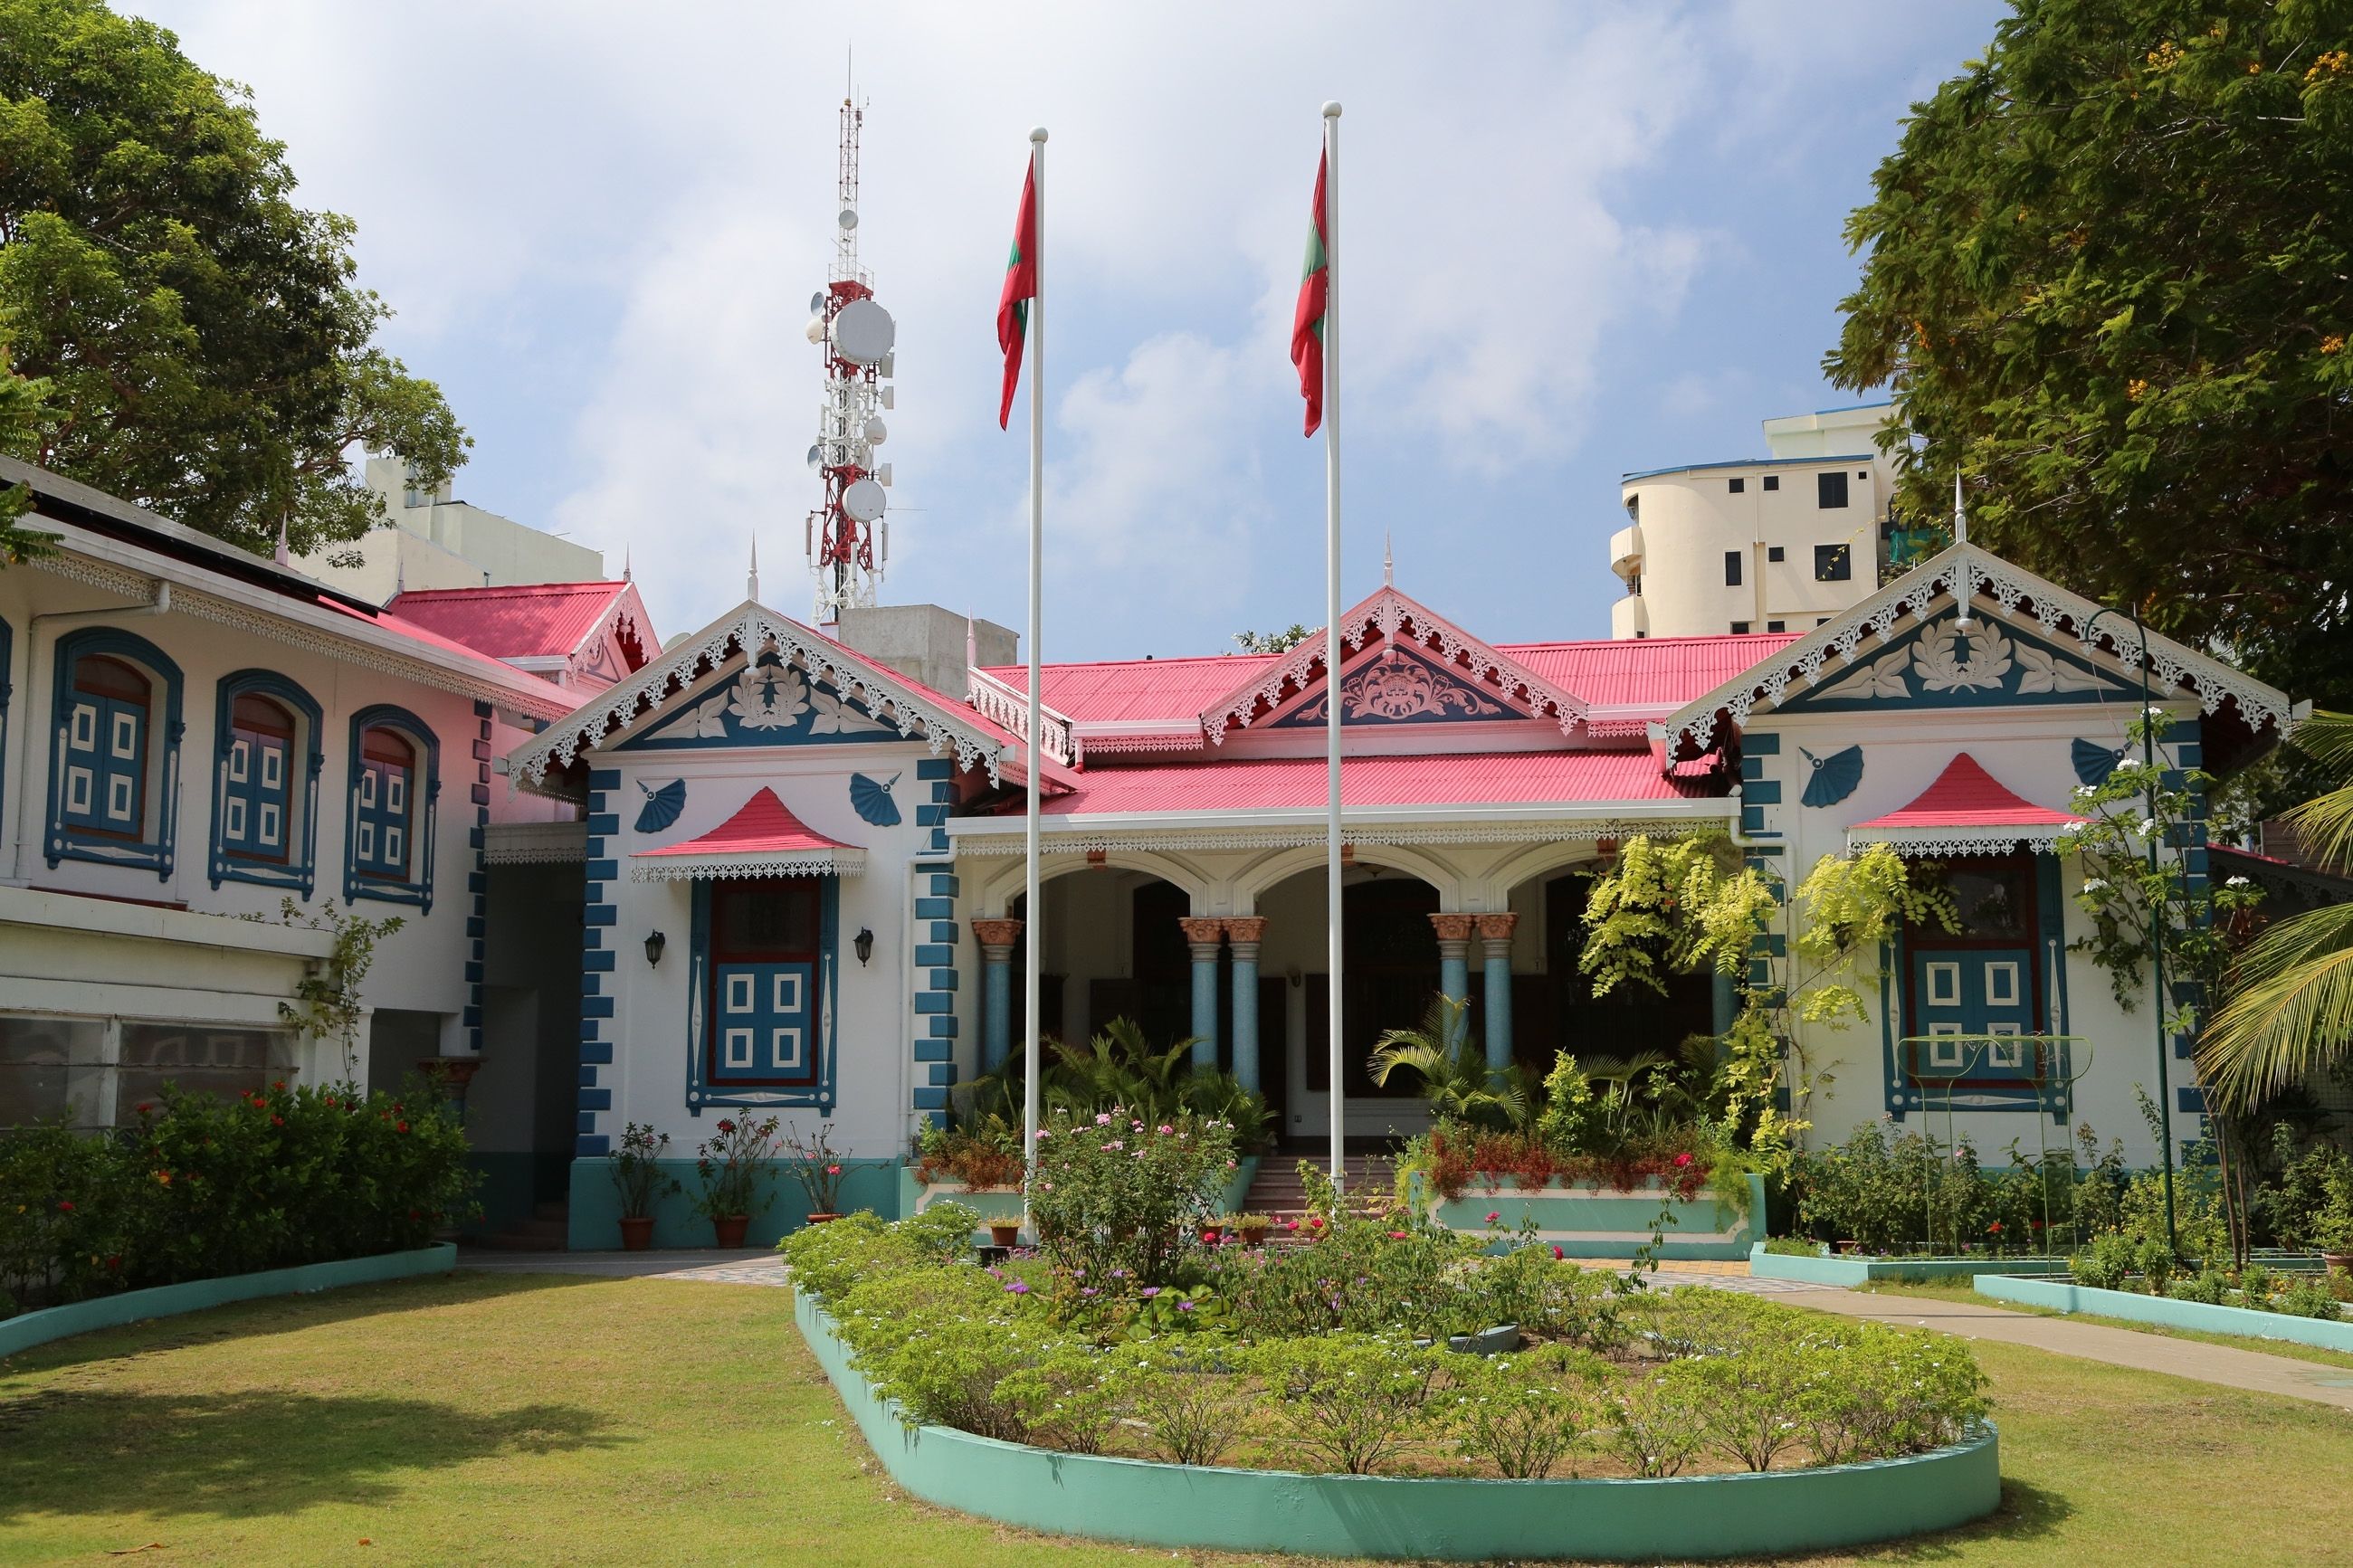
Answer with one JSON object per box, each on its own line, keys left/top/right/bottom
{"left": 2199, "top": 710, "right": 2353, "bottom": 1109}
{"left": 1233, "top": 624, "right": 1311, "bottom": 653}
{"left": 1827, "top": 0, "right": 2353, "bottom": 711}
{"left": 0, "top": 0, "right": 465, "bottom": 558}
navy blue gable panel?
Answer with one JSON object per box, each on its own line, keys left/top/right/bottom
{"left": 1772, "top": 611, "right": 2130, "bottom": 718}
{"left": 614, "top": 655, "right": 909, "bottom": 754}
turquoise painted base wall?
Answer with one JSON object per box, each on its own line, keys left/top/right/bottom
{"left": 1977, "top": 1273, "right": 2353, "bottom": 1354}
{"left": 565, "top": 1158, "right": 904, "bottom": 1250}
{"left": 1426, "top": 1174, "right": 1766, "bottom": 1260}
{"left": 795, "top": 1286, "right": 2000, "bottom": 1561}
{"left": 0, "top": 1244, "right": 456, "bottom": 1359}
{"left": 1752, "top": 1244, "right": 2072, "bottom": 1286}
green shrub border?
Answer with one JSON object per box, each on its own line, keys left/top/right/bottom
{"left": 1978, "top": 1272, "right": 2353, "bottom": 1354}
{"left": 0, "top": 1243, "right": 454, "bottom": 1359}
{"left": 794, "top": 1284, "right": 2000, "bottom": 1562}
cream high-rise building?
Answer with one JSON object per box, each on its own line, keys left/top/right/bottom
{"left": 1608, "top": 403, "right": 1906, "bottom": 640}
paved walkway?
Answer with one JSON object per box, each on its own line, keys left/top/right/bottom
{"left": 1777, "top": 1288, "right": 2353, "bottom": 1412}
{"left": 458, "top": 1248, "right": 789, "bottom": 1287}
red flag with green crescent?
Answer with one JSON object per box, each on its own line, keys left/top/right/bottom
{"left": 996, "top": 160, "right": 1039, "bottom": 430}
{"left": 1291, "top": 150, "right": 1329, "bottom": 437}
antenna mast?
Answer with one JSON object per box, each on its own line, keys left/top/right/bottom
{"left": 805, "top": 86, "right": 895, "bottom": 622}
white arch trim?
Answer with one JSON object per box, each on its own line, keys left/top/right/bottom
{"left": 965, "top": 847, "right": 1215, "bottom": 917}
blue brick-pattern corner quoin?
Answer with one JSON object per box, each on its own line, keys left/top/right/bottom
{"left": 576, "top": 768, "right": 622, "bottom": 1157}
{"left": 911, "top": 863, "right": 959, "bottom": 1118}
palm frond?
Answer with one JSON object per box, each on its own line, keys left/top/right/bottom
{"left": 1573, "top": 1050, "right": 1672, "bottom": 1084}
{"left": 2198, "top": 902, "right": 2353, "bottom": 1114}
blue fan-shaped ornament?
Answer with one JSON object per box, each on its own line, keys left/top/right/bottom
{"left": 850, "top": 772, "right": 901, "bottom": 827}
{"left": 2072, "top": 737, "right": 2125, "bottom": 789}
{"left": 1798, "top": 745, "right": 1864, "bottom": 808}
{"left": 634, "top": 779, "right": 686, "bottom": 833}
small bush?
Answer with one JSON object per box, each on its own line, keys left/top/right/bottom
{"left": 1445, "top": 1345, "right": 1600, "bottom": 1478}
{"left": 1250, "top": 1334, "right": 1440, "bottom": 1475}
{"left": 2277, "top": 1278, "right": 2344, "bottom": 1321}
{"left": 2069, "top": 1232, "right": 2138, "bottom": 1291}
{"left": 1028, "top": 1106, "right": 1238, "bottom": 1287}
{"left": 1120, "top": 1345, "right": 1255, "bottom": 1466}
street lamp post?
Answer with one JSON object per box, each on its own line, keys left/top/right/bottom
{"left": 2083, "top": 603, "right": 2178, "bottom": 1256}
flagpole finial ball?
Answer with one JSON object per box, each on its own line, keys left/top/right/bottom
{"left": 1323, "top": 100, "right": 1342, "bottom": 118}
{"left": 1030, "top": 127, "right": 1048, "bottom": 143}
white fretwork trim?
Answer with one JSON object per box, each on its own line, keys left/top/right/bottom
{"left": 508, "top": 600, "right": 1007, "bottom": 787}
{"left": 965, "top": 664, "right": 1074, "bottom": 765}
{"left": 1198, "top": 585, "right": 1591, "bottom": 745}
{"left": 629, "top": 847, "right": 867, "bottom": 881}
{"left": 1069, "top": 728, "right": 1205, "bottom": 755}
{"left": 1845, "top": 823, "right": 2082, "bottom": 857}
{"left": 1662, "top": 543, "right": 2294, "bottom": 754}
{"left": 482, "top": 821, "right": 589, "bottom": 865}
{"left": 35, "top": 553, "right": 576, "bottom": 719}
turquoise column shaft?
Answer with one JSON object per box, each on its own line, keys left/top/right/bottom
{"left": 1482, "top": 941, "right": 1512, "bottom": 1072}
{"left": 1227, "top": 919, "right": 1265, "bottom": 1093}
{"left": 983, "top": 952, "right": 1014, "bottom": 1073}
{"left": 1440, "top": 951, "right": 1470, "bottom": 1008}
{"left": 1190, "top": 949, "right": 1221, "bottom": 1069}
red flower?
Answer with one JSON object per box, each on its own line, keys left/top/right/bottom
{"left": 1307, "top": 1216, "right": 1324, "bottom": 1230}
{"left": 824, "top": 1164, "right": 841, "bottom": 1175}
{"left": 1672, "top": 1153, "right": 1693, "bottom": 1168}
{"left": 1552, "top": 1245, "right": 1566, "bottom": 1260}
{"left": 56, "top": 1200, "right": 74, "bottom": 1213}
{"left": 1987, "top": 1221, "right": 2003, "bottom": 1234}
{"left": 717, "top": 1119, "right": 737, "bottom": 1136}
{"left": 395, "top": 1121, "right": 409, "bottom": 1134}
{"left": 272, "top": 1115, "right": 285, "bottom": 1126}
{"left": 272, "top": 1079, "right": 286, "bottom": 1091}
{"left": 105, "top": 1255, "right": 121, "bottom": 1271}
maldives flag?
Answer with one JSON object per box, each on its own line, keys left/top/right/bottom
{"left": 1291, "top": 150, "right": 1329, "bottom": 437}
{"left": 996, "top": 160, "right": 1039, "bottom": 430}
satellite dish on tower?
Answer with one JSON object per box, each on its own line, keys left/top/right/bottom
{"left": 839, "top": 207, "right": 859, "bottom": 231}
{"left": 841, "top": 478, "right": 887, "bottom": 522}
{"left": 831, "top": 299, "right": 895, "bottom": 366}
{"left": 805, "top": 445, "right": 824, "bottom": 471}
{"left": 805, "top": 316, "right": 827, "bottom": 345}
{"left": 863, "top": 416, "right": 888, "bottom": 444}
{"left": 808, "top": 291, "right": 826, "bottom": 314}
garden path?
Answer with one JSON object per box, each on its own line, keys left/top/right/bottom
{"left": 457, "top": 1248, "right": 790, "bottom": 1286}
{"left": 1777, "top": 1288, "right": 2353, "bottom": 1412}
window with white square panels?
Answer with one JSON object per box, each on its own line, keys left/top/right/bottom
{"left": 342, "top": 705, "right": 439, "bottom": 911}
{"left": 210, "top": 671, "right": 324, "bottom": 895}
{"left": 44, "top": 627, "right": 183, "bottom": 879}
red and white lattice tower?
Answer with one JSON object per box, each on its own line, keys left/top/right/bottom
{"left": 804, "top": 93, "right": 895, "bottom": 622}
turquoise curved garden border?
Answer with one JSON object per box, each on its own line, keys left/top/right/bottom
{"left": 794, "top": 1287, "right": 2001, "bottom": 1561}
{"left": 0, "top": 1243, "right": 456, "bottom": 1359}
{"left": 1977, "top": 1272, "right": 2353, "bottom": 1354}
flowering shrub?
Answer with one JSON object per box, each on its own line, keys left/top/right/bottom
{"left": 1026, "top": 1106, "right": 1237, "bottom": 1286}
{"left": 779, "top": 1121, "right": 849, "bottom": 1215}
{"left": 691, "top": 1115, "right": 780, "bottom": 1222}
{"left": 911, "top": 1124, "right": 1024, "bottom": 1189}
{"left": 611, "top": 1122, "right": 678, "bottom": 1220}
{"left": 1406, "top": 1125, "right": 1716, "bottom": 1205}
{"left": 0, "top": 1078, "right": 476, "bottom": 1316}
{"left": 793, "top": 1208, "right": 1993, "bottom": 1481}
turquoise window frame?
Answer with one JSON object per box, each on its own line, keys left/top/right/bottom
{"left": 44, "top": 627, "right": 183, "bottom": 879}
{"left": 209, "top": 670, "right": 323, "bottom": 897}
{"left": 684, "top": 874, "right": 840, "bottom": 1116}
{"left": 342, "top": 703, "right": 439, "bottom": 913}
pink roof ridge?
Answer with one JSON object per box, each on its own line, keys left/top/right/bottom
{"left": 634, "top": 786, "right": 853, "bottom": 860}
{"left": 388, "top": 580, "right": 653, "bottom": 667}
{"left": 1853, "top": 753, "right": 2085, "bottom": 831}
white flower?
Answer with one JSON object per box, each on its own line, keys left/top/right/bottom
{"left": 2080, "top": 878, "right": 2107, "bottom": 894}
{"left": 2225, "top": 875, "right": 2251, "bottom": 888}
{"left": 2137, "top": 817, "right": 2159, "bottom": 839}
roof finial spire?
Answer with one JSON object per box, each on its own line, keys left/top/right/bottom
{"left": 748, "top": 536, "right": 760, "bottom": 603}
{"left": 623, "top": 546, "right": 633, "bottom": 583}
{"left": 1384, "top": 531, "right": 1394, "bottom": 587}
{"left": 965, "top": 612, "right": 976, "bottom": 670}
{"left": 1952, "top": 471, "right": 1967, "bottom": 548}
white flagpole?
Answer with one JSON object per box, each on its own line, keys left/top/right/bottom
{"left": 1321, "top": 101, "right": 1345, "bottom": 1190}
{"left": 1023, "top": 128, "right": 1047, "bottom": 1213}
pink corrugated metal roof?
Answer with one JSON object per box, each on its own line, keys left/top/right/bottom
{"left": 1853, "top": 754, "right": 2083, "bottom": 831}
{"left": 984, "top": 634, "right": 1797, "bottom": 725}
{"left": 1021, "top": 748, "right": 1706, "bottom": 814}
{"left": 389, "top": 581, "right": 634, "bottom": 661}
{"left": 320, "top": 596, "right": 568, "bottom": 688}
{"left": 980, "top": 653, "right": 1279, "bottom": 724}
{"left": 1500, "top": 633, "right": 1802, "bottom": 708}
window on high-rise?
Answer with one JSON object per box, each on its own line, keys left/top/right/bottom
{"left": 1815, "top": 544, "right": 1853, "bottom": 582}
{"left": 1818, "top": 471, "right": 1850, "bottom": 508}
{"left": 1723, "top": 551, "right": 1742, "bottom": 587}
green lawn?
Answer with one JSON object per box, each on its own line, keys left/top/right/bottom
{"left": 3, "top": 1270, "right": 2351, "bottom": 1565}
{"left": 1858, "top": 1277, "right": 2353, "bottom": 1375}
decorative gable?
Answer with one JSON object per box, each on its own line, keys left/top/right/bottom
{"left": 1767, "top": 610, "right": 2129, "bottom": 717}
{"left": 1267, "top": 638, "right": 1533, "bottom": 728}
{"left": 1201, "top": 584, "right": 1586, "bottom": 744}
{"left": 619, "top": 651, "right": 898, "bottom": 751}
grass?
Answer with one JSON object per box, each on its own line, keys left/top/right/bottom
{"left": 0, "top": 1270, "right": 2349, "bottom": 1565}
{"left": 1860, "top": 1277, "right": 2353, "bottom": 1375}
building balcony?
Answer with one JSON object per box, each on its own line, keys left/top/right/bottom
{"left": 1609, "top": 524, "right": 1643, "bottom": 581}
{"left": 1610, "top": 594, "right": 1649, "bottom": 640}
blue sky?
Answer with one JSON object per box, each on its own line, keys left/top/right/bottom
{"left": 126, "top": 1, "right": 2004, "bottom": 660}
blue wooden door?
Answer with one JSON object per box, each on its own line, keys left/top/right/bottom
{"left": 711, "top": 961, "right": 816, "bottom": 1086}
{"left": 1910, "top": 948, "right": 2035, "bottom": 1076}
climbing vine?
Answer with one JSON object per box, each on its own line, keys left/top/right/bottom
{"left": 272, "top": 898, "right": 405, "bottom": 1081}
{"left": 1580, "top": 833, "right": 1957, "bottom": 1167}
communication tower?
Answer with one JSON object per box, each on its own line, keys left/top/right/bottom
{"left": 804, "top": 92, "right": 895, "bottom": 622}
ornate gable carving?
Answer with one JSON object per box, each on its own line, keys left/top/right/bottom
{"left": 1774, "top": 612, "right": 2125, "bottom": 717}
{"left": 1269, "top": 639, "right": 1527, "bottom": 728}
{"left": 618, "top": 651, "right": 896, "bottom": 751}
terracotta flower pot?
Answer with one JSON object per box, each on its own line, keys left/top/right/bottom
{"left": 2324, "top": 1250, "right": 2353, "bottom": 1276}
{"left": 617, "top": 1215, "right": 653, "bottom": 1251}
{"left": 805, "top": 1212, "right": 841, "bottom": 1226}
{"left": 1200, "top": 1226, "right": 1223, "bottom": 1246}
{"left": 1237, "top": 1222, "right": 1269, "bottom": 1246}
{"left": 713, "top": 1214, "right": 751, "bottom": 1248}
{"left": 988, "top": 1221, "right": 1022, "bottom": 1248}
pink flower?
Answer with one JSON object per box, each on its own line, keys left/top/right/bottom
{"left": 1035, "top": 1128, "right": 1051, "bottom": 1140}
{"left": 1157, "top": 1124, "right": 1174, "bottom": 1136}
{"left": 1387, "top": 1230, "right": 1407, "bottom": 1240}
{"left": 824, "top": 1164, "right": 841, "bottom": 1175}
{"left": 1552, "top": 1245, "right": 1566, "bottom": 1260}
{"left": 1094, "top": 1113, "right": 1112, "bottom": 1126}
{"left": 1486, "top": 1212, "right": 1500, "bottom": 1224}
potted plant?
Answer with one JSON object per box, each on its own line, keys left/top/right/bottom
{"left": 2315, "top": 1173, "right": 2353, "bottom": 1275}
{"left": 987, "top": 1218, "right": 1023, "bottom": 1249}
{"left": 692, "top": 1115, "right": 780, "bottom": 1248}
{"left": 1200, "top": 1218, "right": 1225, "bottom": 1245}
{"left": 1235, "top": 1212, "right": 1271, "bottom": 1246}
{"left": 611, "top": 1122, "right": 678, "bottom": 1250}
{"left": 779, "top": 1122, "right": 850, "bottom": 1225}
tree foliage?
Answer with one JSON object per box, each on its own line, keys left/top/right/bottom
{"left": 1827, "top": 0, "right": 2353, "bottom": 710}
{"left": 0, "top": 0, "right": 466, "bottom": 556}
